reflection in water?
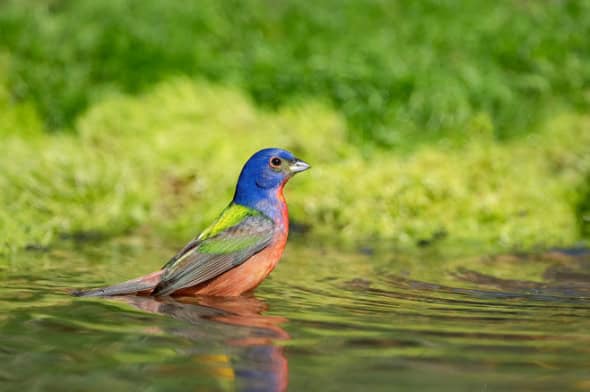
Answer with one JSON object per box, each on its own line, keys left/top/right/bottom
{"left": 2, "top": 245, "right": 590, "bottom": 391}
{"left": 116, "top": 295, "right": 289, "bottom": 392}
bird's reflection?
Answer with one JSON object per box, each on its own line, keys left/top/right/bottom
{"left": 115, "top": 294, "right": 289, "bottom": 392}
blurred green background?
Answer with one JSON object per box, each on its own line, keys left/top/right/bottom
{"left": 0, "top": 0, "right": 589, "bottom": 254}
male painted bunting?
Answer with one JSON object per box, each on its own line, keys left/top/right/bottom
{"left": 75, "top": 148, "right": 310, "bottom": 297}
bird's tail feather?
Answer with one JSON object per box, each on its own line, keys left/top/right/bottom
{"left": 72, "top": 270, "right": 164, "bottom": 297}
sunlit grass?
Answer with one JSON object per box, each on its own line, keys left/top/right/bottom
{"left": 1, "top": 78, "right": 588, "bottom": 255}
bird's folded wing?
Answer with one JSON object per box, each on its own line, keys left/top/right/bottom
{"left": 152, "top": 208, "right": 275, "bottom": 296}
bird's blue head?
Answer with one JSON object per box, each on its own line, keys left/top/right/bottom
{"left": 233, "top": 148, "right": 310, "bottom": 215}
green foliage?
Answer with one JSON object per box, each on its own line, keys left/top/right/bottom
{"left": 0, "top": 79, "right": 588, "bottom": 254}
{"left": 0, "top": 55, "right": 42, "bottom": 137}
{"left": 0, "top": 79, "right": 348, "bottom": 253}
{"left": 1, "top": 1, "right": 589, "bottom": 254}
{"left": 1, "top": 0, "right": 590, "bottom": 147}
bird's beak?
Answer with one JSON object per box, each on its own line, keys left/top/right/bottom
{"left": 289, "top": 158, "right": 311, "bottom": 174}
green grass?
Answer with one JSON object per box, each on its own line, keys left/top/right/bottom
{"left": 1, "top": 78, "right": 588, "bottom": 254}
{"left": 1, "top": 0, "right": 590, "bottom": 148}
{"left": 1, "top": 1, "right": 589, "bottom": 255}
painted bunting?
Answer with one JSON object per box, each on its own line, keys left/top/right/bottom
{"left": 75, "top": 148, "right": 310, "bottom": 297}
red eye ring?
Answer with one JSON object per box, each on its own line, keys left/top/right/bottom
{"left": 270, "top": 157, "right": 282, "bottom": 168}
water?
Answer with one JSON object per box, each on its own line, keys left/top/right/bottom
{"left": 1, "top": 240, "right": 589, "bottom": 391}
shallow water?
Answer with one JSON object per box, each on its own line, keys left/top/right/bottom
{"left": 1, "top": 241, "right": 589, "bottom": 391}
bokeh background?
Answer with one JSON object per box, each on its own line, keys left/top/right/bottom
{"left": 1, "top": 0, "right": 589, "bottom": 254}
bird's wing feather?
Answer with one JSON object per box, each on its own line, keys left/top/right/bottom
{"left": 161, "top": 238, "right": 200, "bottom": 269}
{"left": 152, "top": 204, "right": 275, "bottom": 296}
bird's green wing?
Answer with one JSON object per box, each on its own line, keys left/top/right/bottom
{"left": 152, "top": 204, "right": 275, "bottom": 296}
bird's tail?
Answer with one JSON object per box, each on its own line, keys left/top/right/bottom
{"left": 72, "top": 270, "right": 164, "bottom": 297}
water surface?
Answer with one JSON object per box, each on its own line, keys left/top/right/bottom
{"left": 1, "top": 241, "right": 589, "bottom": 391}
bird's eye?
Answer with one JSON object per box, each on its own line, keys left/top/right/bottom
{"left": 270, "top": 157, "right": 282, "bottom": 168}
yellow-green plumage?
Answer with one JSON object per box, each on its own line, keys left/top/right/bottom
{"left": 197, "top": 204, "right": 272, "bottom": 254}
{"left": 199, "top": 203, "right": 264, "bottom": 240}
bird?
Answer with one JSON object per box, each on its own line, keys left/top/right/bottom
{"left": 74, "top": 148, "right": 310, "bottom": 297}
